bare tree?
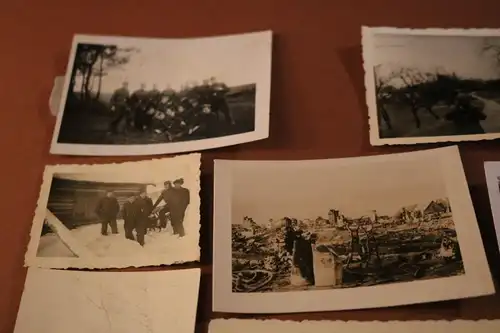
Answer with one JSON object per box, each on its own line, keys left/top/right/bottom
{"left": 397, "top": 68, "right": 440, "bottom": 128}
{"left": 373, "top": 65, "right": 397, "bottom": 130}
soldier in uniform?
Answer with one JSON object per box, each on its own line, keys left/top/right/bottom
{"left": 95, "top": 191, "right": 120, "bottom": 236}
{"left": 121, "top": 196, "right": 137, "bottom": 241}
{"left": 151, "top": 181, "right": 172, "bottom": 230}
{"left": 191, "top": 104, "right": 219, "bottom": 138}
{"left": 149, "top": 84, "right": 161, "bottom": 105}
{"left": 208, "top": 78, "right": 234, "bottom": 125}
{"left": 133, "top": 190, "right": 153, "bottom": 246}
{"left": 129, "top": 83, "right": 150, "bottom": 131}
{"left": 108, "top": 81, "right": 131, "bottom": 133}
{"left": 169, "top": 178, "right": 190, "bottom": 237}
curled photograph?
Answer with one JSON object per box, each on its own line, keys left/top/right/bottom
{"left": 212, "top": 146, "right": 493, "bottom": 313}
{"left": 50, "top": 31, "right": 272, "bottom": 156}
{"left": 24, "top": 154, "right": 201, "bottom": 269}
{"left": 363, "top": 27, "right": 500, "bottom": 145}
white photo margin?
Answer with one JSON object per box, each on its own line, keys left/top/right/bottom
{"left": 362, "top": 26, "right": 500, "bottom": 146}
{"left": 212, "top": 146, "right": 494, "bottom": 313}
{"left": 24, "top": 153, "right": 201, "bottom": 269}
{"left": 49, "top": 31, "right": 272, "bottom": 156}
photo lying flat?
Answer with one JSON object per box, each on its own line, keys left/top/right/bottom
{"left": 212, "top": 146, "right": 493, "bottom": 313}
{"left": 362, "top": 27, "right": 500, "bottom": 146}
{"left": 50, "top": 31, "right": 272, "bottom": 156}
{"left": 25, "top": 153, "right": 201, "bottom": 269}
{"left": 14, "top": 267, "right": 200, "bottom": 333}
{"left": 483, "top": 161, "right": 500, "bottom": 253}
{"left": 209, "top": 319, "right": 500, "bottom": 333}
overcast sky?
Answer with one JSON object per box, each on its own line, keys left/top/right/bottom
{"left": 230, "top": 155, "right": 447, "bottom": 224}
{"left": 72, "top": 32, "right": 270, "bottom": 93}
{"left": 373, "top": 34, "right": 500, "bottom": 87}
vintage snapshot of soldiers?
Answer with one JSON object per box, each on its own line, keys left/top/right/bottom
{"left": 95, "top": 178, "right": 190, "bottom": 246}
{"left": 108, "top": 77, "right": 235, "bottom": 141}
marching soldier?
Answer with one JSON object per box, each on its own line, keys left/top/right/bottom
{"left": 95, "top": 191, "right": 120, "bottom": 236}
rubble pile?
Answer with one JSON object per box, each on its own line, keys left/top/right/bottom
{"left": 232, "top": 228, "right": 293, "bottom": 292}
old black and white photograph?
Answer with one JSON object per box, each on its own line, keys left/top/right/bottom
{"left": 212, "top": 146, "right": 493, "bottom": 313}
{"left": 363, "top": 27, "right": 500, "bottom": 145}
{"left": 50, "top": 31, "right": 272, "bottom": 156}
{"left": 25, "top": 154, "right": 201, "bottom": 269}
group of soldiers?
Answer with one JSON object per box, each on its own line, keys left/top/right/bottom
{"left": 108, "top": 77, "right": 235, "bottom": 140}
{"left": 95, "top": 178, "right": 190, "bottom": 247}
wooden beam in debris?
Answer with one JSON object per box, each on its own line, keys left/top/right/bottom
{"left": 45, "top": 209, "right": 95, "bottom": 258}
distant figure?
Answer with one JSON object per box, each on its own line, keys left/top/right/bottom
{"left": 121, "top": 196, "right": 137, "bottom": 241}
{"left": 149, "top": 84, "right": 161, "bottom": 104}
{"left": 133, "top": 190, "right": 153, "bottom": 246}
{"left": 151, "top": 181, "right": 172, "bottom": 230}
{"left": 108, "top": 81, "right": 131, "bottom": 133}
{"left": 168, "top": 178, "right": 190, "bottom": 237}
{"left": 445, "top": 93, "right": 487, "bottom": 135}
{"left": 95, "top": 191, "right": 120, "bottom": 236}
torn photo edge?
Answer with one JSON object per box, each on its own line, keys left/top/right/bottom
{"left": 14, "top": 267, "right": 201, "bottom": 333}
{"left": 24, "top": 153, "right": 201, "bottom": 270}
{"left": 49, "top": 30, "right": 272, "bottom": 156}
{"left": 212, "top": 146, "right": 494, "bottom": 314}
{"left": 208, "top": 318, "right": 500, "bottom": 333}
{"left": 362, "top": 26, "right": 500, "bottom": 146}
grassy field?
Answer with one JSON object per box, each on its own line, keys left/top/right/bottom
{"left": 57, "top": 84, "right": 256, "bottom": 145}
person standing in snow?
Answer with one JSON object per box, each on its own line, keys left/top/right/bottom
{"left": 95, "top": 191, "right": 120, "bottom": 236}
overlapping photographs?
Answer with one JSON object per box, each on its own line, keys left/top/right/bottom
{"left": 24, "top": 154, "right": 201, "bottom": 269}
{"left": 212, "top": 146, "right": 493, "bottom": 313}
{"left": 14, "top": 268, "right": 200, "bottom": 333}
{"left": 50, "top": 31, "right": 272, "bottom": 156}
{"left": 363, "top": 27, "right": 500, "bottom": 145}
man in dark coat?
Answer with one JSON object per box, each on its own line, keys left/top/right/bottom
{"left": 95, "top": 191, "right": 120, "bottom": 236}
{"left": 109, "top": 81, "right": 131, "bottom": 133}
{"left": 129, "top": 83, "right": 150, "bottom": 131}
{"left": 169, "top": 178, "right": 190, "bottom": 237}
{"left": 133, "top": 190, "right": 153, "bottom": 246}
{"left": 121, "top": 196, "right": 137, "bottom": 241}
{"left": 151, "top": 181, "right": 172, "bottom": 230}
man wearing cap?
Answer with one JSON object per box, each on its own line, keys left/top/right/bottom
{"left": 151, "top": 181, "right": 172, "bottom": 230}
{"left": 133, "top": 190, "right": 153, "bottom": 246}
{"left": 121, "top": 196, "right": 138, "bottom": 241}
{"left": 95, "top": 191, "right": 120, "bottom": 236}
{"left": 169, "top": 178, "right": 190, "bottom": 237}
{"left": 129, "top": 83, "right": 150, "bottom": 131}
{"left": 109, "top": 81, "right": 131, "bottom": 133}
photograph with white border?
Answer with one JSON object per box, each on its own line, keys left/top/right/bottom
{"left": 14, "top": 267, "right": 200, "bottom": 333}
{"left": 50, "top": 31, "right": 272, "bottom": 156}
{"left": 25, "top": 153, "right": 201, "bottom": 269}
{"left": 363, "top": 27, "right": 500, "bottom": 146}
{"left": 212, "top": 146, "right": 493, "bottom": 313}
{"left": 209, "top": 319, "right": 500, "bottom": 333}
{"left": 483, "top": 161, "right": 500, "bottom": 253}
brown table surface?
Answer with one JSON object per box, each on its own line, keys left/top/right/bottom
{"left": 2, "top": 1, "right": 500, "bottom": 332}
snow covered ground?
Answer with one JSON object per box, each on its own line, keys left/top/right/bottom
{"left": 37, "top": 219, "right": 182, "bottom": 258}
